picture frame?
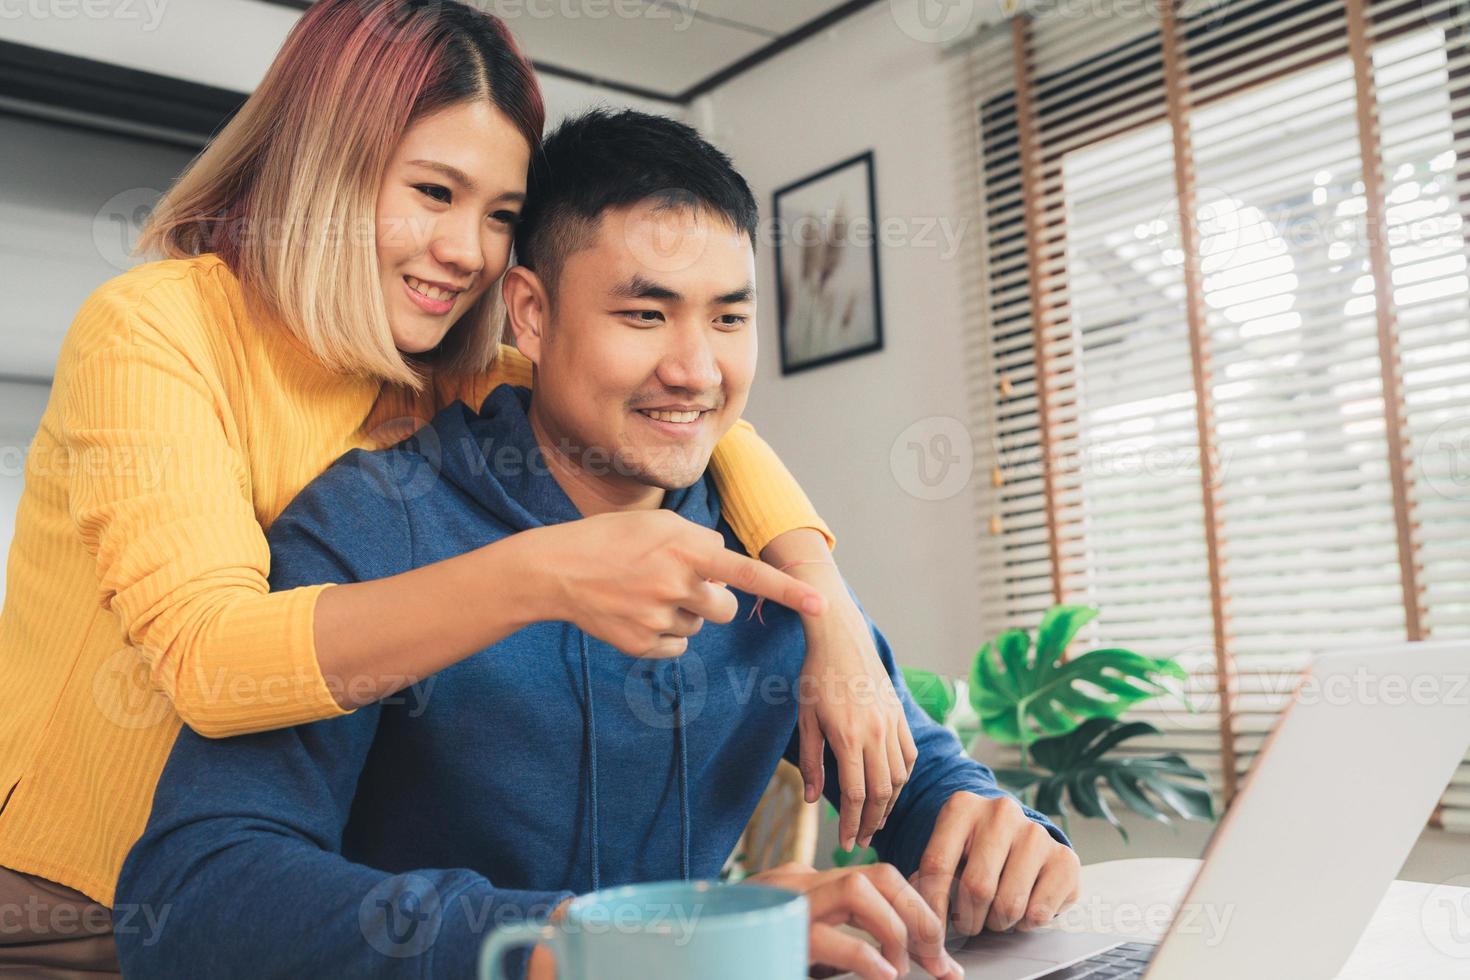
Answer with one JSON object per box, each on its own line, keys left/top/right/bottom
{"left": 772, "top": 150, "right": 885, "bottom": 375}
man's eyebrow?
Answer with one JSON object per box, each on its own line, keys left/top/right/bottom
{"left": 715, "top": 283, "right": 756, "bottom": 305}
{"left": 612, "top": 274, "right": 681, "bottom": 302}
{"left": 406, "top": 159, "right": 526, "bottom": 203}
{"left": 610, "top": 276, "right": 756, "bottom": 306}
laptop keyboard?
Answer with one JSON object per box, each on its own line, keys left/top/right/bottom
{"left": 1038, "top": 940, "right": 1157, "bottom": 978}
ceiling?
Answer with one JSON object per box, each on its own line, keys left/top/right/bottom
{"left": 261, "top": 1, "right": 880, "bottom": 103}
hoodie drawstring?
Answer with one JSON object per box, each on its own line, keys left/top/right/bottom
{"left": 578, "top": 631, "right": 601, "bottom": 893}
{"left": 577, "top": 629, "right": 690, "bottom": 890}
{"left": 671, "top": 659, "right": 691, "bottom": 883}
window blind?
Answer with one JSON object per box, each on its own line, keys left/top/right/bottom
{"left": 965, "top": 0, "right": 1470, "bottom": 831}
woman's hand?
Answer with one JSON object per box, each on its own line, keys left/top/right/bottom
{"left": 744, "top": 862, "right": 963, "bottom": 980}
{"left": 793, "top": 561, "right": 920, "bottom": 852}
{"left": 537, "top": 511, "right": 826, "bottom": 658}
{"left": 762, "top": 528, "right": 919, "bottom": 853}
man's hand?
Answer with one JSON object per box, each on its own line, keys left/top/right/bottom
{"left": 525, "top": 897, "right": 574, "bottom": 980}
{"left": 745, "top": 862, "right": 964, "bottom": 980}
{"left": 912, "top": 793, "right": 1080, "bottom": 936}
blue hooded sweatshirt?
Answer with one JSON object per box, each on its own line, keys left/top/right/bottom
{"left": 114, "top": 384, "right": 1068, "bottom": 979}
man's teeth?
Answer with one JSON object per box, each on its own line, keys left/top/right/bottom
{"left": 642, "top": 410, "right": 703, "bottom": 423}
{"left": 405, "top": 275, "right": 458, "bottom": 302}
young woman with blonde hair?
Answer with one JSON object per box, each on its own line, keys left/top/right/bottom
{"left": 0, "top": 1, "right": 915, "bottom": 972}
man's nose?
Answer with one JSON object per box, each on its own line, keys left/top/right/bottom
{"left": 658, "top": 324, "right": 722, "bottom": 392}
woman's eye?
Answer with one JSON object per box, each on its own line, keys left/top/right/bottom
{"left": 415, "top": 184, "right": 451, "bottom": 204}
{"left": 490, "top": 210, "right": 521, "bottom": 227}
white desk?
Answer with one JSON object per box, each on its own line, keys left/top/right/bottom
{"left": 1048, "top": 858, "right": 1470, "bottom": 978}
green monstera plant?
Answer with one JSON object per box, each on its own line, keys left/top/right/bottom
{"left": 901, "top": 605, "right": 1215, "bottom": 840}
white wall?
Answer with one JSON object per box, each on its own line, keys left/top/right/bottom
{"left": 692, "top": 0, "right": 990, "bottom": 680}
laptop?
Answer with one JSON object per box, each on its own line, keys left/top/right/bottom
{"left": 893, "top": 639, "right": 1470, "bottom": 979}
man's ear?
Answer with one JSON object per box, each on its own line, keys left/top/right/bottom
{"left": 502, "top": 265, "right": 550, "bottom": 365}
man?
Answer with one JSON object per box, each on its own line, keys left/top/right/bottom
{"left": 114, "top": 109, "right": 1080, "bottom": 980}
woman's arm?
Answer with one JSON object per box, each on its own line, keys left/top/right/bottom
{"left": 311, "top": 509, "right": 824, "bottom": 707}
{"left": 61, "top": 305, "right": 352, "bottom": 737}
{"left": 705, "top": 421, "right": 920, "bottom": 859}
{"left": 61, "top": 298, "right": 821, "bottom": 736}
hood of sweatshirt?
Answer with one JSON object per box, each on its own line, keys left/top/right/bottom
{"left": 429, "top": 383, "right": 712, "bottom": 537}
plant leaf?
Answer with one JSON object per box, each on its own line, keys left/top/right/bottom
{"left": 1066, "top": 772, "right": 1105, "bottom": 820}
{"left": 1080, "top": 720, "right": 1163, "bottom": 763}
{"left": 1105, "top": 768, "right": 1166, "bottom": 823}
{"left": 832, "top": 844, "right": 879, "bottom": 867}
{"left": 992, "top": 768, "right": 1043, "bottom": 791}
{"left": 1033, "top": 605, "right": 1099, "bottom": 674}
{"left": 1034, "top": 778, "right": 1065, "bottom": 815}
{"left": 976, "top": 641, "right": 1189, "bottom": 746}
{"left": 1139, "top": 774, "right": 1215, "bottom": 822}
{"left": 969, "top": 632, "right": 1031, "bottom": 715}
{"left": 1033, "top": 716, "right": 1117, "bottom": 771}
{"left": 1019, "top": 719, "right": 1216, "bottom": 832}
{"left": 901, "top": 667, "right": 955, "bottom": 726}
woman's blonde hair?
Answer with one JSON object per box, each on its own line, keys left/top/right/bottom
{"left": 138, "top": 0, "right": 544, "bottom": 389}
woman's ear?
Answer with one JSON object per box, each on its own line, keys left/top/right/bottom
{"left": 502, "top": 265, "right": 548, "bottom": 365}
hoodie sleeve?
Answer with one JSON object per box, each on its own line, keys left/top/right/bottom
{"left": 782, "top": 597, "right": 1070, "bottom": 879}
{"left": 113, "top": 458, "right": 573, "bottom": 980}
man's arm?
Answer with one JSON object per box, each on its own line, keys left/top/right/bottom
{"left": 113, "top": 458, "right": 572, "bottom": 979}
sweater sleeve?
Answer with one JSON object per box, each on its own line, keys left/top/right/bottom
{"left": 782, "top": 593, "right": 1071, "bottom": 878}
{"left": 473, "top": 345, "right": 835, "bottom": 556}
{"left": 112, "top": 703, "right": 571, "bottom": 979}
{"left": 704, "top": 418, "right": 834, "bottom": 556}
{"left": 58, "top": 287, "right": 349, "bottom": 738}
{"left": 112, "top": 478, "right": 572, "bottom": 980}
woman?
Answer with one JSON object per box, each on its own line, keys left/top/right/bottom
{"left": 0, "top": 1, "right": 916, "bottom": 973}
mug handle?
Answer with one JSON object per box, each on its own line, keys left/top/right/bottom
{"left": 479, "top": 921, "right": 560, "bottom": 980}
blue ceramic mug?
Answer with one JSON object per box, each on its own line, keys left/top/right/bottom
{"left": 479, "top": 879, "right": 808, "bottom": 980}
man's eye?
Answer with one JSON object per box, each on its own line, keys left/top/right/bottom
{"left": 716, "top": 315, "right": 749, "bottom": 328}
{"left": 621, "top": 311, "right": 664, "bottom": 324}
{"left": 415, "top": 184, "right": 451, "bottom": 204}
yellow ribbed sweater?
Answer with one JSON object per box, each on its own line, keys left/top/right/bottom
{"left": 0, "top": 254, "right": 830, "bottom": 905}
